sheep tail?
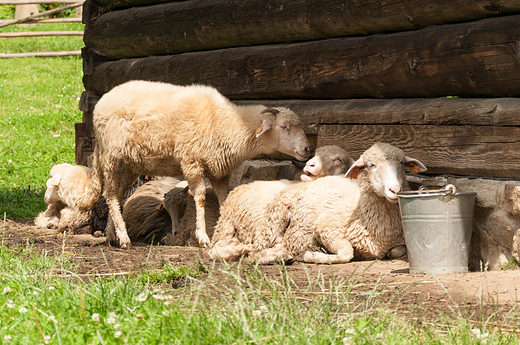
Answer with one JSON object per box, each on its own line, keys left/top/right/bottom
{"left": 78, "top": 145, "right": 103, "bottom": 211}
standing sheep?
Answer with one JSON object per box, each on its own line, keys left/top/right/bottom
{"left": 77, "top": 80, "right": 311, "bottom": 248}
{"left": 35, "top": 163, "right": 92, "bottom": 233}
{"left": 208, "top": 145, "right": 353, "bottom": 262}
{"left": 253, "top": 143, "right": 427, "bottom": 264}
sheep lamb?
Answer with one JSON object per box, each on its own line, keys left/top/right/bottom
{"left": 253, "top": 143, "right": 427, "bottom": 264}
{"left": 35, "top": 163, "right": 92, "bottom": 233}
{"left": 208, "top": 145, "right": 353, "bottom": 262}
{"left": 77, "top": 80, "right": 311, "bottom": 248}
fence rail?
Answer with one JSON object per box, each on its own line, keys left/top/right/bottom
{"left": 0, "top": 0, "right": 84, "bottom": 58}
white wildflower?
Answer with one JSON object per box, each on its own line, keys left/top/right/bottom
{"left": 153, "top": 292, "right": 165, "bottom": 300}
{"left": 4, "top": 335, "right": 11, "bottom": 343}
{"left": 472, "top": 328, "right": 490, "bottom": 343}
{"left": 109, "top": 312, "right": 117, "bottom": 319}
{"left": 136, "top": 292, "right": 148, "bottom": 302}
{"left": 48, "top": 315, "right": 57, "bottom": 323}
{"left": 3, "top": 287, "right": 11, "bottom": 293}
{"left": 92, "top": 313, "right": 100, "bottom": 322}
{"left": 304, "top": 327, "right": 313, "bottom": 336}
{"left": 114, "top": 323, "right": 120, "bottom": 330}
{"left": 32, "top": 291, "right": 39, "bottom": 296}
{"left": 342, "top": 337, "right": 352, "bottom": 345}
{"left": 48, "top": 286, "right": 55, "bottom": 291}
{"left": 106, "top": 316, "right": 116, "bottom": 324}
{"left": 252, "top": 310, "right": 262, "bottom": 317}
{"left": 6, "top": 300, "right": 14, "bottom": 309}
{"left": 44, "top": 335, "right": 51, "bottom": 344}
{"left": 114, "top": 331, "right": 122, "bottom": 338}
{"left": 19, "top": 307, "right": 28, "bottom": 313}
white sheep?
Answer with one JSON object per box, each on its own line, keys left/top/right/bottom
{"left": 208, "top": 145, "right": 353, "bottom": 262}
{"left": 34, "top": 163, "right": 92, "bottom": 233}
{"left": 77, "top": 80, "right": 310, "bottom": 248}
{"left": 253, "top": 143, "right": 427, "bottom": 264}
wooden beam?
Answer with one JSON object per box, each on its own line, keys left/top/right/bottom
{"left": 0, "top": 31, "right": 83, "bottom": 37}
{"left": 84, "top": 0, "right": 520, "bottom": 60}
{"left": 318, "top": 124, "right": 520, "bottom": 178}
{"left": 241, "top": 98, "right": 520, "bottom": 127}
{"left": 83, "top": 15, "right": 520, "bottom": 99}
{"left": 0, "top": 50, "right": 81, "bottom": 58}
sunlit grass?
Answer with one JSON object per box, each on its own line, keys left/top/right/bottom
{"left": 0, "top": 25, "right": 83, "bottom": 218}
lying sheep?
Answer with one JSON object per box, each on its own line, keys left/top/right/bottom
{"left": 34, "top": 163, "right": 92, "bottom": 233}
{"left": 122, "top": 177, "right": 183, "bottom": 244}
{"left": 254, "top": 143, "right": 427, "bottom": 264}
{"left": 78, "top": 80, "right": 310, "bottom": 248}
{"left": 160, "top": 184, "right": 220, "bottom": 246}
{"left": 300, "top": 145, "right": 353, "bottom": 182}
{"left": 208, "top": 145, "right": 353, "bottom": 262}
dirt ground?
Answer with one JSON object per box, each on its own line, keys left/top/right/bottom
{"left": 4, "top": 218, "right": 520, "bottom": 321}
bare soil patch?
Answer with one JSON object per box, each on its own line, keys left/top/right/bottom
{"left": 3, "top": 218, "right": 520, "bottom": 322}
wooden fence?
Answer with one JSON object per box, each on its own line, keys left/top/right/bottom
{"left": 0, "top": 0, "right": 84, "bottom": 58}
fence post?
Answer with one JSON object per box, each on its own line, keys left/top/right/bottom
{"left": 14, "top": 1, "right": 39, "bottom": 28}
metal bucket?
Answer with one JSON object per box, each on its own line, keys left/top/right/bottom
{"left": 397, "top": 185, "right": 476, "bottom": 274}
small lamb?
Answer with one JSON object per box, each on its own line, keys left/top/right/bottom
{"left": 78, "top": 80, "right": 310, "bottom": 248}
{"left": 35, "top": 163, "right": 92, "bottom": 233}
{"left": 208, "top": 145, "right": 353, "bottom": 261}
{"left": 253, "top": 142, "right": 427, "bottom": 264}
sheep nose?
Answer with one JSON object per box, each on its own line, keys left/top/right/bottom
{"left": 304, "top": 147, "right": 310, "bottom": 154}
{"left": 389, "top": 187, "right": 401, "bottom": 195}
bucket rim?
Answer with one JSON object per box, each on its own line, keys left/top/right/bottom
{"left": 397, "top": 191, "right": 477, "bottom": 198}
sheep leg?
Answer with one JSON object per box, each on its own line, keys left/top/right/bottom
{"left": 302, "top": 239, "right": 354, "bottom": 264}
{"left": 183, "top": 162, "right": 210, "bottom": 247}
{"left": 208, "top": 238, "right": 252, "bottom": 261}
{"left": 387, "top": 245, "right": 407, "bottom": 259}
{"left": 254, "top": 246, "right": 294, "bottom": 265}
{"left": 103, "top": 166, "right": 139, "bottom": 248}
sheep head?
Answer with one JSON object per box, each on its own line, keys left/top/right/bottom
{"left": 301, "top": 145, "right": 353, "bottom": 182}
{"left": 44, "top": 174, "right": 63, "bottom": 204}
{"left": 256, "top": 107, "right": 311, "bottom": 161}
{"left": 345, "top": 143, "right": 426, "bottom": 203}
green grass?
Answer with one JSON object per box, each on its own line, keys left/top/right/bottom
{"left": 0, "top": 233, "right": 517, "bottom": 344}
{"left": 0, "top": 23, "right": 84, "bottom": 218}
{"left": 0, "top": 23, "right": 84, "bottom": 54}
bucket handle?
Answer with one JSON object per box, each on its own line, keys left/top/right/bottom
{"left": 399, "top": 184, "right": 457, "bottom": 195}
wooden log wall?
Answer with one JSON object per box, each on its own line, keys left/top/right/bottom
{"left": 79, "top": 0, "right": 520, "bottom": 179}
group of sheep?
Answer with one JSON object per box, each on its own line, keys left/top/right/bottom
{"left": 36, "top": 80, "right": 427, "bottom": 265}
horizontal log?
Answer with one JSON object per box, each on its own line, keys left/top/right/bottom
{"left": 92, "top": 0, "right": 180, "bottom": 10}
{"left": 0, "top": 31, "right": 83, "bottom": 37}
{"left": 318, "top": 124, "right": 520, "bottom": 178}
{"left": 0, "top": 1, "right": 83, "bottom": 28}
{"left": 83, "top": 15, "right": 520, "bottom": 99}
{"left": 242, "top": 98, "right": 520, "bottom": 128}
{"left": 84, "top": 0, "right": 520, "bottom": 60}
{"left": 0, "top": 50, "right": 81, "bottom": 58}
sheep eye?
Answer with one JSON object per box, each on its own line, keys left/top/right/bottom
{"left": 336, "top": 158, "right": 343, "bottom": 163}
{"left": 280, "top": 125, "right": 287, "bottom": 129}
{"left": 367, "top": 161, "right": 375, "bottom": 168}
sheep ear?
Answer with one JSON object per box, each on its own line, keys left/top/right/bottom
{"left": 255, "top": 119, "right": 273, "bottom": 138}
{"left": 46, "top": 174, "right": 62, "bottom": 187}
{"left": 345, "top": 158, "right": 365, "bottom": 179}
{"left": 156, "top": 201, "right": 164, "bottom": 211}
{"left": 404, "top": 156, "right": 427, "bottom": 173}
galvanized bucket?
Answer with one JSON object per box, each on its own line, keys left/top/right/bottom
{"left": 397, "top": 185, "right": 476, "bottom": 274}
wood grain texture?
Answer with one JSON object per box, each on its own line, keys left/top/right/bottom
{"left": 84, "top": 0, "right": 520, "bottom": 60}
{"left": 83, "top": 15, "right": 520, "bottom": 99}
{"left": 318, "top": 124, "right": 520, "bottom": 178}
